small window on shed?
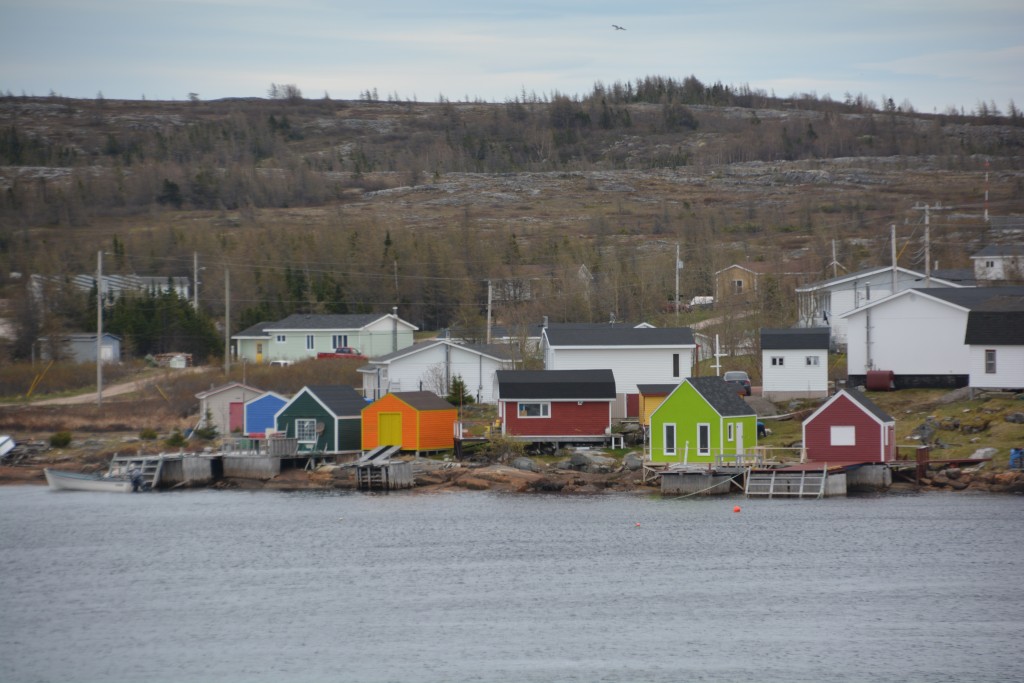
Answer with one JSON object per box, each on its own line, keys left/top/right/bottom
{"left": 275, "top": 334, "right": 286, "bottom": 343}
{"left": 806, "top": 356, "right": 820, "bottom": 366}
{"left": 672, "top": 353, "right": 680, "bottom": 378}
{"left": 517, "top": 402, "right": 550, "bottom": 418}
{"left": 771, "top": 356, "right": 784, "bottom": 367}
{"left": 985, "top": 349, "right": 996, "bottom": 374}
{"left": 733, "top": 280, "right": 743, "bottom": 294}
{"left": 830, "top": 425, "right": 855, "bottom": 446}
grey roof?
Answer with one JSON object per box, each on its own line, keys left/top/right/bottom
{"left": 685, "top": 377, "right": 756, "bottom": 417}
{"left": 930, "top": 268, "right": 977, "bottom": 286}
{"left": 390, "top": 391, "right": 456, "bottom": 411}
{"left": 970, "top": 244, "right": 1024, "bottom": 258}
{"left": 368, "top": 339, "right": 519, "bottom": 364}
{"left": 269, "top": 313, "right": 391, "bottom": 330}
{"left": 637, "top": 383, "right": 678, "bottom": 395}
{"left": 305, "top": 385, "right": 368, "bottom": 417}
{"left": 916, "top": 286, "right": 1024, "bottom": 310}
{"left": 544, "top": 326, "right": 694, "bottom": 347}
{"left": 496, "top": 369, "right": 616, "bottom": 400}
{"left": 761, "top": 327, "right": 830, "bottom": 350}
{"left": 964, "top": 295, "right": 1024, "bottom": 345}
{"left": 234, "top": 321, "right": 273, "bottom": 338}
{"left": 794, "top": 265, "right": 959, "bottom": 292}
{"left": 837, "top": 388, "right": 893, "bottom": 424}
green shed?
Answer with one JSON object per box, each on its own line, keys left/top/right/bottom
{"left": 275, "top": 385, "right": 368, "bottom": 454}
{"left": 649, "top": 377, "right": 757, "bottom": 464}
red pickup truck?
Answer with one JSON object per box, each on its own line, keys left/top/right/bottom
{"left": 316, "top": 346, "right": 367, "bottom": 360}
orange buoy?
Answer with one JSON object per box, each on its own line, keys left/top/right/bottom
{"left": 635, "top": 522, "right": 641, "bottom": 527}
{"left": 733, "top": 505, "right": 741, "bottom": 513}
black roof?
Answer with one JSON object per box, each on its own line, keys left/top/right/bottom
{"left": 544, "top": 326, "right": 694, "bottom": 347}
{"left": 637, "top": 383, "right": 679, "bottom": 395}
{"left": 270, "top": 313, "right": 390, "bottom": 330}
{"left": 686, "top": 377, "right": 756, "bottom": 417}
{"left": 971, "top": 244, "right": 1024, "bottom": 258}
{"left": 305, "top": 385, "right": 368, "bottom": 417}
{"left": 964, "top": 295, "right": 1024, "bottom": 344}
{"left": 496, "top": 369, "right": 616, "bottom": 400}
{"left": 839, "top": 388, "right": 893, "bottom": 423}
{"left": 234, "top": 321, "right": 273, "bottom": 338}
{"left": 761, "top": 327, "right": 830, "bottom": 350}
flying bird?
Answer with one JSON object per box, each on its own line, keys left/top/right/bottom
{"left": 612, "top": 24, "right": 626, "bottom": 30}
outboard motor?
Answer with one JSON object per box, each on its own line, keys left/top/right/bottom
{"left": 130, "top": 468, "right": 144, "bottom": 493}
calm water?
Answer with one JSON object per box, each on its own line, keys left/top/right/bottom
{"left": 1, "top": 486, "right": 1022, "bottom": 683}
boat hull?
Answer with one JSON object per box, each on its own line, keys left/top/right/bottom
{"left": 44, "top": 468, "right": 133, "bottom": 493}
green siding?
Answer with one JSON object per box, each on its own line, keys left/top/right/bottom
{"left": 276, "top": 391, "right": 335, "bottom": 453}
{"left": 337, "top": 418, "right": 362, "bottom": 451}
{"left": 650, "top": 382, "right": 757, "bottom": 463}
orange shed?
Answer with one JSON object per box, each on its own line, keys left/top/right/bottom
{"left": 361, "top": 391, "right": 457, "bottom": 454}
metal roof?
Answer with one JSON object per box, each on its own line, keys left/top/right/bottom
{"left": 496, "top": 369, "right": 616, "bottom": 400}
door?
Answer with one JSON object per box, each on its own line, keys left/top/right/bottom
{"left": 379, "top": 412, "right": 403, "bottom": 447}
{"left": 256, "top": 343, "right": 263, "bottom": 364}
{"left": 735, "top": 422, "right": 745, "bottom": 455}
{"left": 229, "top": 402, "right": 244, "bottom": 434}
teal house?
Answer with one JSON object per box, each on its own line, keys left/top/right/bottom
{"left": 649, "top": 377, "right": 757, "bottom": 464}
{"left": 274, "top": 385, "right": 368, "bottom": 454}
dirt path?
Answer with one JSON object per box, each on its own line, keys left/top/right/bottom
{"left": 27, "top": 367, "right": 207, "bottom": 406}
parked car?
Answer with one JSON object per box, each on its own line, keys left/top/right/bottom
{"left": 316, "top": 346, "right": 367, "bottom": 360}
{"left": 269, "top": 359, "right": 293, "bottom": 367}
{"left": 723, "top": 370, "right": 752, "bottom": 396}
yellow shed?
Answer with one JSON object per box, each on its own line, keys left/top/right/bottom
{"left": 637, "top": 383, "right": 678, "bottom": 427}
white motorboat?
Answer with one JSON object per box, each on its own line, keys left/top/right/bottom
{"left": 44, "top": 468, "right": 133, "bottom": 493}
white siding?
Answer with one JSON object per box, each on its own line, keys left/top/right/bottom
{"left": 360, "top": 317, "right": 416, "bottom": 357}
{"left": 546, "top": 347, "right": 694, "bottom": 394}
{"left": 762, "top": 349, "right": 828, "bottom": 398}
{"left": 968, "top": 345, "right": 1024, "bottom": 389}
{"left": 361, "top": 344, "right": 512, "bottom": 403}
{"left": 845, "top": 294, "right": 969, "bottom": 376}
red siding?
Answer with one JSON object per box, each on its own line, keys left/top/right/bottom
{"left": 503, "top": 401, "right": 610, "bottom": 438}
{"left": 805, "top": 394, "right": 889, "bottom": 464}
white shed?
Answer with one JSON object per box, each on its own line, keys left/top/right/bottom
{"left": 760, "top": 328, "right": 830, "bottom": 401}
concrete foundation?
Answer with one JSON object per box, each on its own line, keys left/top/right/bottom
{"left": 846, "top": 464, "right": 892, "bottom": 491}
{"left": 161, "top": 456, "right": 215, "bottom": 485}
{"left": 661, "top": 471, "right": 735, "bottom": 496}
{"left": 222, "top": 455, "right": 281, "bottom": 480}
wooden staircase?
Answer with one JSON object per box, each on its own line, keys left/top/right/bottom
{"left": 109, "top": 455, "right": 165, "bottom": 490}
{"left": 744, "top": 467, "right": 828, "bottom": 499}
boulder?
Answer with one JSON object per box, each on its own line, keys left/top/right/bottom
{"left": 527, "top": 477, "right": 566, "bottom": 492}
{"left": 568, "top": 452, "right": 617, "bottom": 473}
{"left": 511, "top": 457, "right": 541, "bottom": 473}
{"left": 970, "top": 447, "right": 999, "bottom": 460}
{"left": 622, "top": 452, "right": 644, "bottom": 471}
{"left": 945, "top": 467, "right": 962, "bottom": 480}
{"left": 947, "top": 479, "right": 969, "bottom": 490}
{"left": 1005, "top": 412, "right": 1024, "bottom": 424}
{"left": 959, "top": 417, "right": 990, "bottom": 434}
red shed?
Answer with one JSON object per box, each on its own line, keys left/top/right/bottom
{"left": 496, "top": 369, "right": 616, "bottom": 446}
{"left": 802, "top": 389, "right": 896, "bottom": 464}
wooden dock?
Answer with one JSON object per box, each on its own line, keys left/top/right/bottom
{"left": 353, "top": 446, "right": 413, "bottom": 491}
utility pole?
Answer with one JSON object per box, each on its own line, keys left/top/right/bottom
{"left": 193, "top": 251, "right": 199, "bottom": 308}
{"left": 485, "top": 280, "right": 492, "bottom": 345}
{"left": 96, "top": 250, "right": 103, "bottom": 407}
{"left": 912, "top": 203, "right": 944, "bottom": 286}
{"left": 890, "top": 224, "right": 898, "bottom": 293}
{"left": 984, "top": 159, "right": 990, "bottom": 223}
{"left": 223, "top": 268, "right": 230, "bottom": 375}
{"left": 674, "top": 243, "right": 681, "bottom": 319}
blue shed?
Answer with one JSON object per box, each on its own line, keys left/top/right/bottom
{"left": 243, "top": 391, "right": 289, "bottom": 437}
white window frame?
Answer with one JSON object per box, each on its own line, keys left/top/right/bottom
{"left": 332, "top": 334, "right": 348, "bottom": 349}
{"left": 275, "top": 334, "right": 286, "bottom": 343}
{"left": 517, "top": 402, "right": 550, "bottom": 418}
{"left": 697, "top": 423, "right": 711, "bottom": 455}
{"left": 727, "top": 423, "right": 734, "bottom": 442}
{"left": 985, "top": 349, "right": 996, "bottom": 374}
{"left": 771, "top": 356, "right": 784, "bottom": 367}
{"left": 672, "top": 353, "right": 680, "bottom": 378}
{"left": 733, "top": 279, "right": 743, "bottom": 294}
{"left": 664, "top": 423, "right": 676, "bottom": 456}
{"left": 831, "top": 425, "right": 856, "bottom": 446}
{"left": 295, "top": 418, "right": 317, "bottom": 443}
{"left": 806, "top": 356, "right": 820, "bottom": 366}
{"left": 306, "top": 334, "right": 315, "bottom": 350}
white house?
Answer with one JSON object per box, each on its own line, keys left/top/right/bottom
{"left": 542, "top": 325, "right": 696, "bottom": 419}
{"left": 840, "top": 286, "right": 1024, "bottom": 389}
{"left": 970, "top": 244, "right": 1024, "bottom": 284}
{"left": 760, "top": 327, "right": 830, "bottom": 401}
{"left": 233, "top": 311, "right": 417, "bottom": 364}
{"left": 964, "top": 301, "right": 1024, "bottom": 391}
{"left": 358, "top": 339, "right": 519, "bottom": 403}
{"left": 796, "top": 266, "right": 962, "bottom": 347}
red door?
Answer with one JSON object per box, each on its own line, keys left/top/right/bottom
{"left": 229, "top": 402, "right": 244, "bottom": 434}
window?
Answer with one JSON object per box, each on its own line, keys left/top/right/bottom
{"left": 332, "top": 334, "right": 348, "bottom": 348}
{"left": 727, "top": 423, "right": 734, "bottom": 442}
{"left": 771, "top": 356, "right": 784, "bottom": 367}
{"left": 664, "top": 423, "right": 676, "bottom": 455}
{"left": 306, "top": 335, "right": 315, "bottom": 350}
{"left": 295, "top": 418, "right": 317, "bottom": 442}
{"left": 517, "top": 402, "right": 550, "bottom": 418}
{"left": 864, "top": 284, "right": 871, "bottom": 301}
{"left": 672, "top": 353, "right": 680, "bottom": 378}
{"left": 830, "top": 425, "right": 856, "bottom": 446}
{"left": 985, "top": 260, "right": 995, "bottom": 268}
{"left": 697, "top": 423, "right": 710, "bottom": 455}
{"left": 733, "top": 279, "right": 743, "bottom": 294}
{"left": 806, "top": 356, "right": 820, "bottom": 366}
{"left": 985, "top": 349, "right": 996, "bottom": 374}
{"left": 275, "top": 334, "right": 286, "bottom": 343}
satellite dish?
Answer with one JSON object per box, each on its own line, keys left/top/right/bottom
{"left": 316, "top": 422, "right": 325, "bottom": 434}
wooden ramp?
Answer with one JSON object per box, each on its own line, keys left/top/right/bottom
{"left": 745, "top": 466, "right": 828, "bottom": 499}
{"left": 109, "top": 454, "right": 165, "bottom": 490}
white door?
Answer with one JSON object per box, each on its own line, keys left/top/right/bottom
{"left": 735, "top": 422, "right": 745, "bottom": 455}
